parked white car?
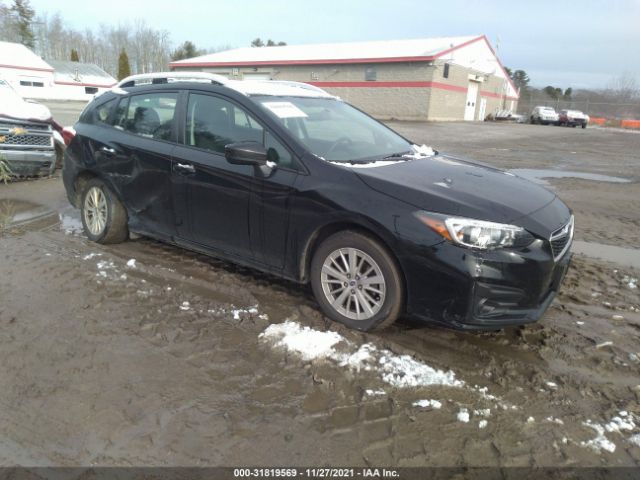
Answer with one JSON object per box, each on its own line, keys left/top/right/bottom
{"left": 0, "top": 78, "right": 64, "bottom": 176}
{"left": 530, "top": 106, "right": 560, "bottom": 125}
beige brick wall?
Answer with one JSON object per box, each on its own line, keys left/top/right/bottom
{"left": 176, "top": 62, "right": 517, "bottom": 121}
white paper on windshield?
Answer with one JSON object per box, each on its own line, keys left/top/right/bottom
{"left": 262, "top": 102, "right": 308, "bottom": 119}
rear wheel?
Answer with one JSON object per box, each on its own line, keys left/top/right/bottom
{"left": 80, "top": 178, "right": 128, "bottom": 244}
{"left": 310, "top": 231, "right": 404, "bottom": 331}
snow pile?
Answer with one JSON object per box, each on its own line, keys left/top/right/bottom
{"left": 580, "top": 411, "right": 638, "bottom": 454}
{"left": 581, "top": 421, "right": 617, "bottom": 453}
{"left": 622, "top": 275, "right": 637, "bottom": 289}
{"left": 378, "top": 352, "right": 463, "bottom": 388}
{"left": 260, "top": 320, "right": 463, "bottom": 389}
{"left": 259, "top": 321, "right": 344, "bottom": 361}
{"left": 413, "top": 399, "right": 442, "bottom": 409}
{"left": 457, "top": 408, "right": 470, "bottom": 423}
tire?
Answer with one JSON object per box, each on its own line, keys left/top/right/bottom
{"left": 582, "top": 123, "right": 587, "bottom": 129}
{"left": 310, "top": 231, "right": 404, "bottom": 331}
{"left": 80, "top": 178, "right": 128, "bottom": 244}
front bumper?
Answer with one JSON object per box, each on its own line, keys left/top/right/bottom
{"left": 1, "top": 149, "right": 56, "bottom": 176}
{"left": 401, "top": 237, "right": 572, "bottom": 330}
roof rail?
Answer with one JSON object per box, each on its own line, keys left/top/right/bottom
{"left": 116, "top": 71, "right": 230, "bottom": 88}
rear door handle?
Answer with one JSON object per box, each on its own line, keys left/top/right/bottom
{"left": 175, "top": 163, "right": 196, "bottom": 174}
{"left": 100, "top": 146, "right": 116, "bottom": 154}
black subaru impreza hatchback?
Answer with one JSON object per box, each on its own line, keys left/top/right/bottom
{"left": 63, "top": 72, "right": 573, "bottom": 332}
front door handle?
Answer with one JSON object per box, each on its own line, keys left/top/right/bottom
{"left": 100, "top": 146, "right": 116, "bottom": 154}
{"left": 175, "top": 163, "right": 196, "bottom": 174}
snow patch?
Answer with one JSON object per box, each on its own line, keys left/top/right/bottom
{"left": 413, "top": 399, "right": 442, "bottom": 409}
{"left": 126, "top": 259, "right": 137, "bottom": 268}
{"left": 478, "top": 419, "right": 488, "bottom": 429}
{"left": 364, "top": 389, "right": 386, "bottom": 397}
{"left": 457, "top": 408, "right": 470, "bottom": 423}
{"left": 179, "top": 301, "right": 191, "bottom": 311}
{"left": 259, "top": 321, "right": 344, "bottom": 362}
{"left": 581, "top": 421, "right": 616, "bottom": 453}
{"left": 260, "top": 320, "right": 463, "bottom": 389}
{"left": 83, "top": 253, "right": 102, "bottom": 260}
{"left": 629, "top": 434, "right": 640, "bottom": 447}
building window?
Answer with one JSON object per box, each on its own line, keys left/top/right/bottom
{"left": 85, "top": 87, "right": 98, "bottom": 94}
{"left": 365, "top": 66, "right": 377, "bottom": 81}
{"left": 19, "top": 80, "right": 44, "bottom": 87}
{"left": 443, "top": 63, "right": 450, "bottom": 79}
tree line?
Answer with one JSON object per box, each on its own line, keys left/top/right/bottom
{"left": 0, "top": 0, "right": 287, "bottom": 80}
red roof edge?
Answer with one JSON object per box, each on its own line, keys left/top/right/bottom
{"left": 0, "top": 63, "right": 54, "bottom": 73}
{"left": 479, "top": 35, "right": 520, "bottom": 100}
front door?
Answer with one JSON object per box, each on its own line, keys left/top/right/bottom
{"left": 172, "top": 93, "right": 262, "bottom": 260}
{"left": 464, "top": 82, "right": 479, "bottom": 121}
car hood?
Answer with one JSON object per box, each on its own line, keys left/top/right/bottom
{"left": 0, "top": 90, "right": 52, "bottom": 122}
{"left": 354, "top": 154, "right": 559, "bottom": 228}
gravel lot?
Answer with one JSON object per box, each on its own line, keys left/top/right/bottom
{"left": 0, "top": 106, "right": 639, "bottom": 468}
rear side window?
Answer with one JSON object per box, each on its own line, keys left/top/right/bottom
{"left": 114, "top": 92, "right": 178, "bottom": 141}
{"left": 90, "top": 98, "right": 117, "bottom": 125}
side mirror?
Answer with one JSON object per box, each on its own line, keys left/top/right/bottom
{"left": 225, "top": 141, "right": 267, "bottom": 166}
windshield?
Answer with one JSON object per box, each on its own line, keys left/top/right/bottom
{"left": 254, "top": 96, "right": 412, "bottom": 162}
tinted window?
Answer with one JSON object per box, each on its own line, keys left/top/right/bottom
{"left": 115, "top": 93, "right": 177, "bottom": 141}
{"left": 186, "top": 94, "right": 263, "bottom": 153}
{"left": 91, "top": 98, "right": 117, "bottom": 125}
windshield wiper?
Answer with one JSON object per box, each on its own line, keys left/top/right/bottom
{"left": 382, "top": 151, "right": 414, "bottom": 160}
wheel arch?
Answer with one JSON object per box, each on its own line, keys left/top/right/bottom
{"left": 299, "top": 221, "right": 407, "bottom": 303}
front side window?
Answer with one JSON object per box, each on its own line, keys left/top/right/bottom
{"left": 186, "top": 94, "right": 263, "bottom": 153}
{"left": 255, "top": 96, "right": 412, "bottom": 162}
{"left": 115, "top": 92, "right": 177, "bottom": 141}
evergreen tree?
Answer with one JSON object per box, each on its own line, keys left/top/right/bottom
{"left": 170, "top": 41, "right": 201, "bottom": 61}
{"left": 117, "top": 48, "right": 131, "bottom": 80}
{"left": 10, "top": 0, "right": 35, "bottom": 49}
{"left": 70, "top": 48, "right": 80, "bottom": 62}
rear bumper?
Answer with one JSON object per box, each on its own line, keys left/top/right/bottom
{"left": 1, "top": 149, "right": 56, "bottom": 176}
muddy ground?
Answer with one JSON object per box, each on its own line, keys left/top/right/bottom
{"left": 0, "top": 116, "right": 639, "bottom": 468}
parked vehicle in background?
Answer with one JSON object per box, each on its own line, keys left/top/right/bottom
{"left": 0, "top": 78, "right": 65, "bottom": 176}
{"left": 530, "top": 106, "right": 559, "bottom": 125}
{"left": 63, "top": 72, "right": 573, "bottom": 332}
{"left": 558, "top": 109, "right": 589, "bottom": 128}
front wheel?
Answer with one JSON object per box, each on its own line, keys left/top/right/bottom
{"left": 310, "top": 231, "right": 404, "bottom": 331}
{"left": 80, "top": 178, "right": 129, "bottom": 244}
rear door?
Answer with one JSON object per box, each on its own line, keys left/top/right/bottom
{"left": 102, "top": 91, "right": 179, "bottom": 238}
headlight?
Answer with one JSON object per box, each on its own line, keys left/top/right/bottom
{"left": 415, "top": 212, "right": 534, "bottom": 250}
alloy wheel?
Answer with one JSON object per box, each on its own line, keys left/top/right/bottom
{"left": 83, "top": 186, "right": 108, "bottom": 236}
{"left": 320, "top": 247, "right": 386, "bottom": 321}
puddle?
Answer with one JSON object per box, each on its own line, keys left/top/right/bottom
{"left": 59, "top": 208, "right": 83, "bottom": 235}
{"left": 0, "top": 199, "right": 57, "bottom": 230}
{"left": 510, "top": 169, "right": 631, "bottom": 185}
{"left": 573, "top": 241, "right": 640, "bottom": 269}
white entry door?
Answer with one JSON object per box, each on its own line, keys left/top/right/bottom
{"left": 478, "top": 98, "right": 487, "bottom": 121}
{"left": 464, "top": 82, "right": 479, "bottom": 121}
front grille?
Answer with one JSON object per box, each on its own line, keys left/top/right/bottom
{"left": 550, "top": 216, "right": 574, "bottom": 261}
{"left": 0, "top": 133, "right": 52, "bottom": 147}
{"left": 0, "top": 121, "right": 53, "bottom": 149}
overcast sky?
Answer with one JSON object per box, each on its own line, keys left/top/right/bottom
{"left": 27, "top": 0, "right": 639, "bottom": 89}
